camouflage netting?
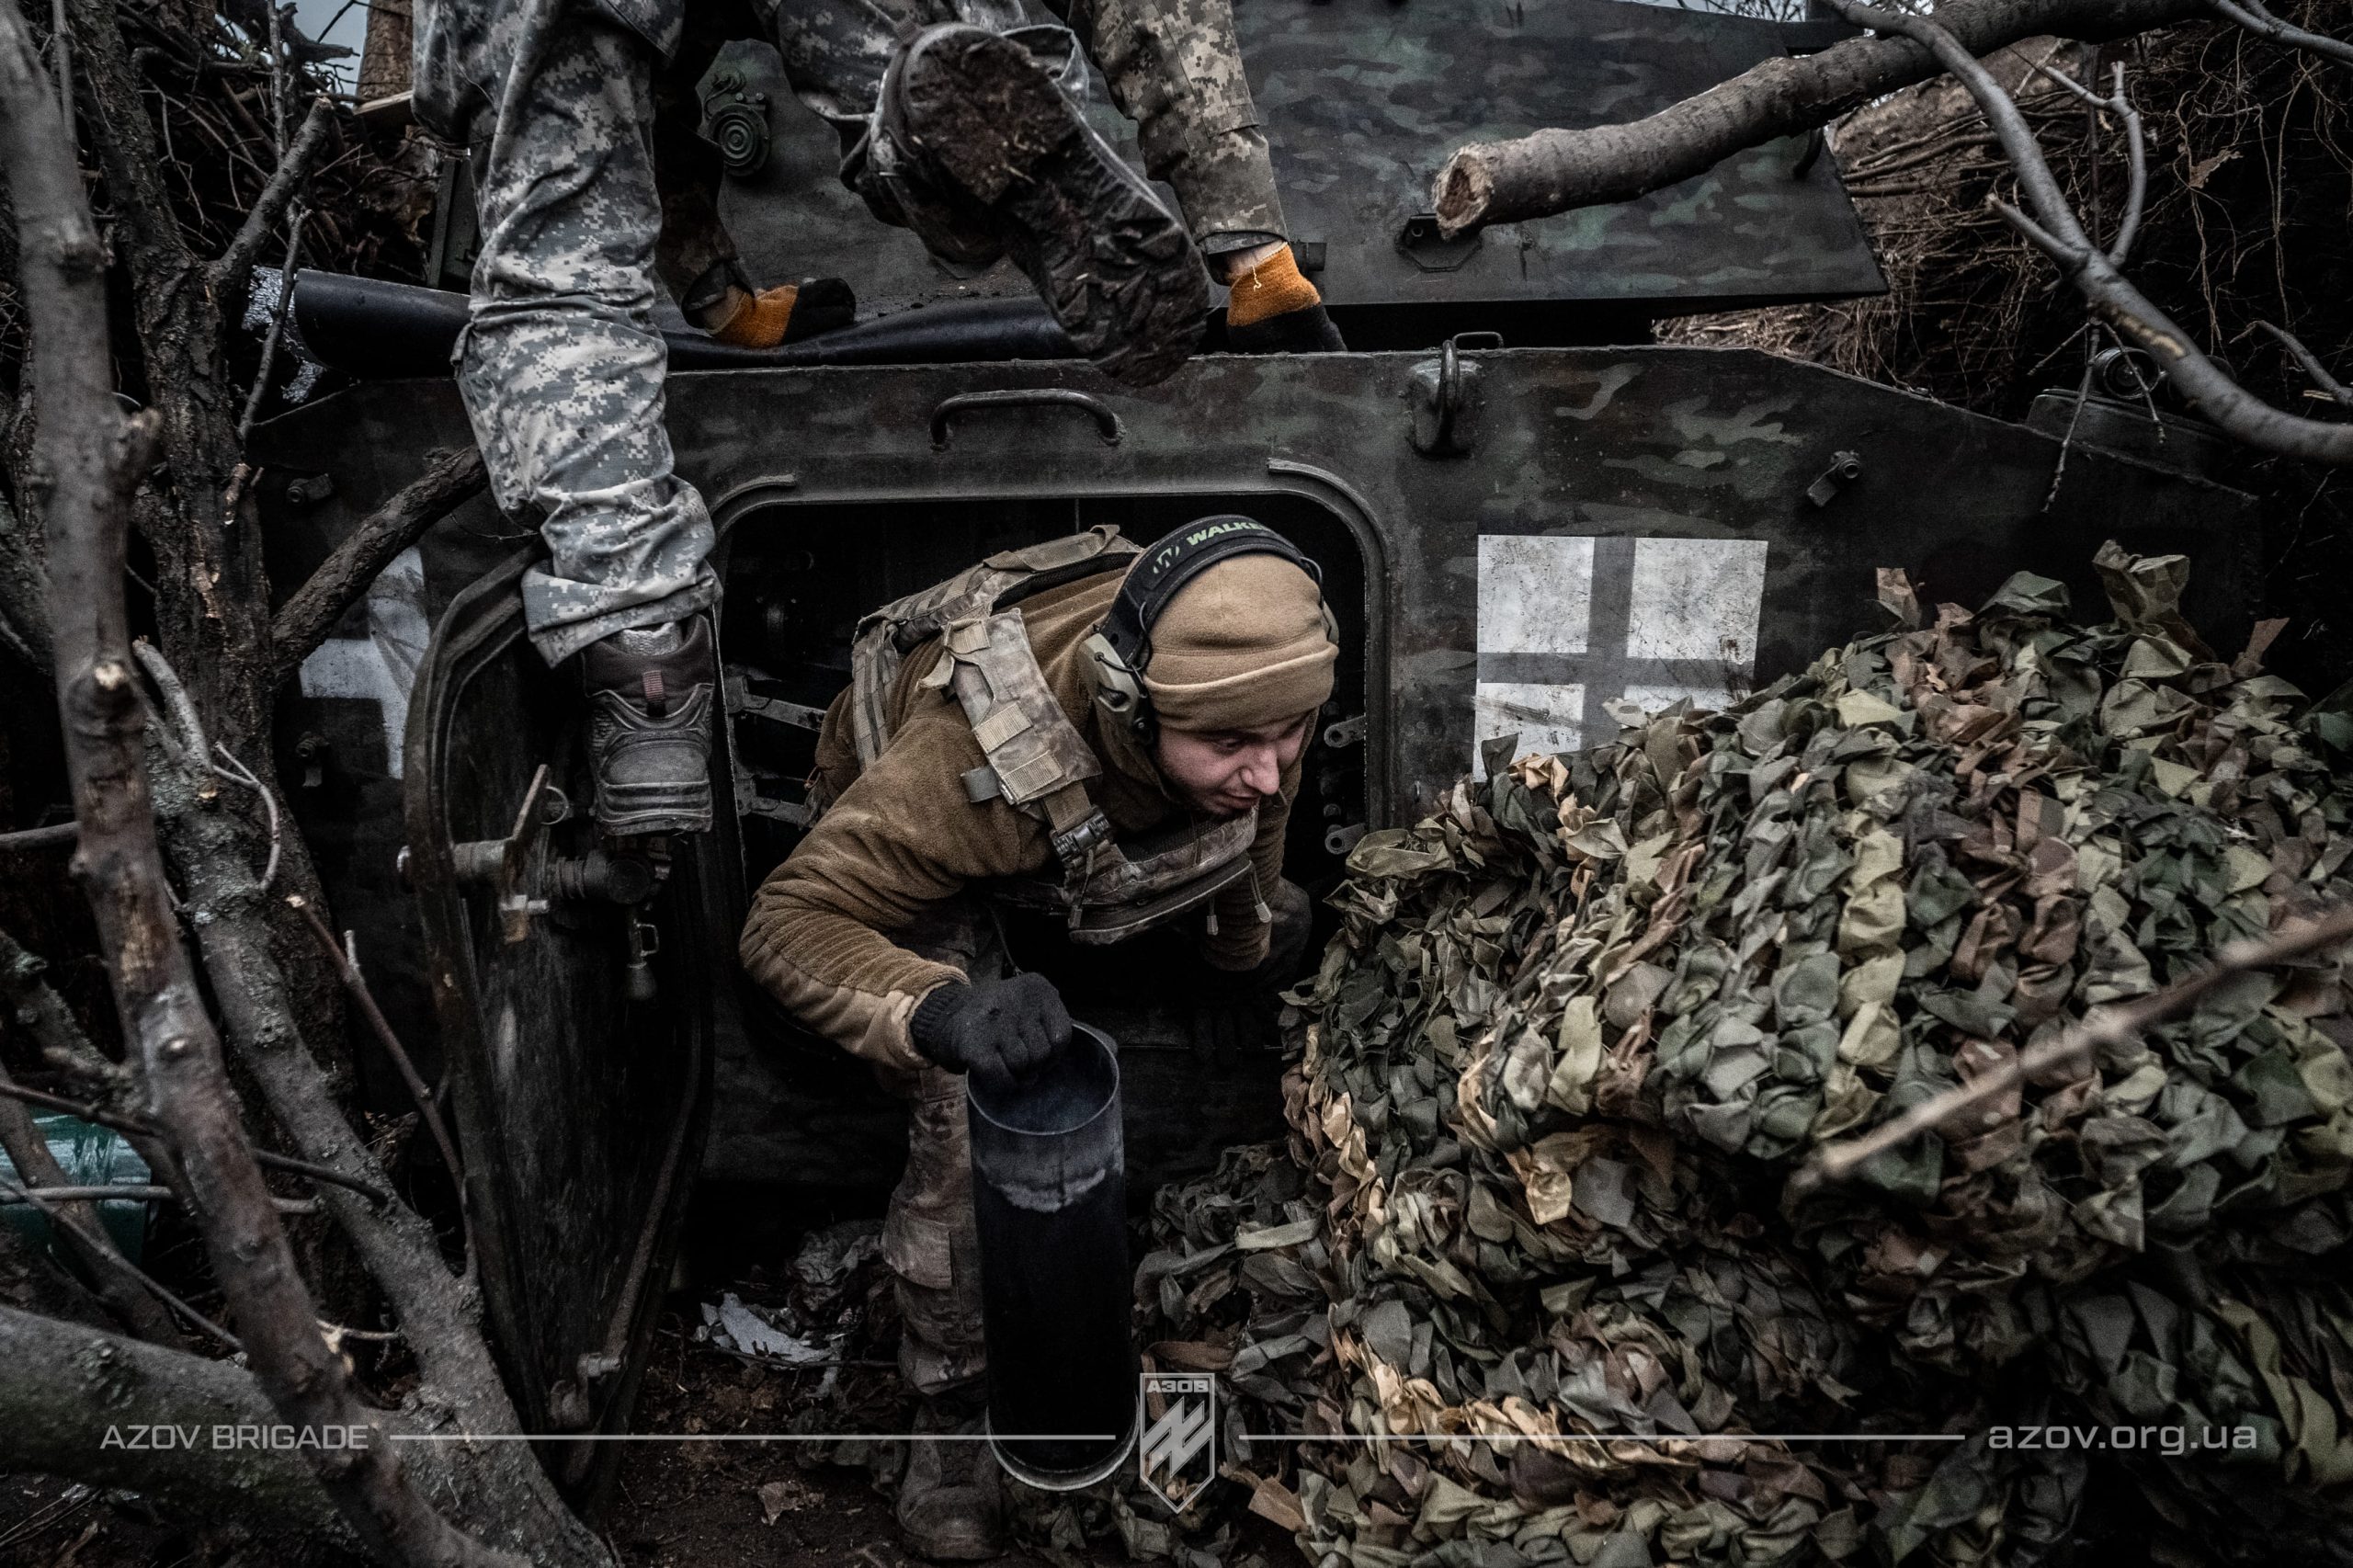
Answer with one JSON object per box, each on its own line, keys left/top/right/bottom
{"left": 1116, "top": 548, "right": 2353, "bottom": 1568}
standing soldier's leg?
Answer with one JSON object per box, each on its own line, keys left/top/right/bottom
{"left": 878, "top": 897, "right": 1004, "bottom": 1560}
{"left": 429, "top": 2, "right": 721, "bottom": 835}
{"left": 1057, "top": 0, "right": 1345, "bottom": 351}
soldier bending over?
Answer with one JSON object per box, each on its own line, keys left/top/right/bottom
{"left": 739, "top": 517, "right": 1335, "bottom": 1558}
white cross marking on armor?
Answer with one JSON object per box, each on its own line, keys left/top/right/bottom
{"left": 1473, "top": 533, "right": 1768, "bottom": 775}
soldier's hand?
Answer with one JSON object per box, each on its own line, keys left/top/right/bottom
{"left": 909, "top": 972, "right": 1072, "bottom": 1089}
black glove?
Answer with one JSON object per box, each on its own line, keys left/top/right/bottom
{"left": 910, "top": 972, "right": 1071, "bottom": 1089}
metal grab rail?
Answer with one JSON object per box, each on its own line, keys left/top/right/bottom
{"left": 930, "top": 388, "right": 1124, "bottom": 450}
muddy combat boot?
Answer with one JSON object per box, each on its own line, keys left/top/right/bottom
{"left": 579, "top": 617, "right": 716, "bottom": 837}
{"left": 895, "top": 1383, "right": 1004, "bottom": 1562}
{"left": 875, "top": 24, "right": 1208, "bottom": 387}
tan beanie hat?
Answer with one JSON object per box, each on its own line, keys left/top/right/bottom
{"left": 1138, "top": 552, "right": 1337, "bottom": 733}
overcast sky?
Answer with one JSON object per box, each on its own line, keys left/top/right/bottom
{"left": 290, "top": 0, "right": 367, "bottom": 90}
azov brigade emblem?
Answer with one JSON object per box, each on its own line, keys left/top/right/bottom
{"left": 1138, "top": 1372, "right": 1217, "bottom": 1511}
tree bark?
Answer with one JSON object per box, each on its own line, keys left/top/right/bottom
{"left": 0, "top": 1301, "right": 359, "bottom": 1544}
{"left": 153, "top": 756, "right": 615, "bottom": 1567}
{"left": 0, "top": 9, "right": 530, "bottom": 1563}
{"left": 0, "top": 1302, "right": 587, "bottom": 1552}
{"left": 271, "top": 446, "right": 486, "bottom": 685}
{"left": 1429, "top": 0, "right": 2206, "bottom": 235}
{"left": 66, "top": 0, "right": 350, "bottom": 1109}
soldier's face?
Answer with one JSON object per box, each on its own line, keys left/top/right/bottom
{"left": 1153, "top": 712, "right": 1313, "bottom": 818}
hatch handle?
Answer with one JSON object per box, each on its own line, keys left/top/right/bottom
{"left": 930, "top": 388, "right": 1124, "bottom": 450}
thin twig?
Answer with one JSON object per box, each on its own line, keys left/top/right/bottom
{"left": 0, "top": 1183, "right": 175, "bottom": 1201}
{"left": 263, "top": 0, "right": 287, "bottom": 153}
{"left": 0, "top": 1077, "right": 393, "bottom": 1205}
{"left": 286, "top": 896, "right": 472, "bottom": 1269}
{"left": 0, "top": 1182, "right": 320, "bottom": 1211}
{"left": 2255, "top": 321, "right": 2353, "bottom": 409}
{"left": 2044, "top": 359, "right": 2095, "bottom": 511}
{"left": 2204, "top": 0, "right": 2353, "bottom": 66}
{"left": 0, "top": 1173, "right": 243, "bottom": 1351}
{"left": 48, "top": 0, "right": 70, "bottom": 128}
{"left": 130, "top": 639, "right": 216, "bottom": 800}
{"left": 234, "top": 200, "right": 304, "bottom": 449}
{"left": 0, "top": 823, "right": 77, "bottom": 853}
{"left": 1795, "top": 907, "right": 2353, "bottom": 1195}
{"left": 211, "top": 744, "right": 282, "bottom": 892}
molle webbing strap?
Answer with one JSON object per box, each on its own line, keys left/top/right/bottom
{"left": 845, "top": 525, "right": 1141, "bottom": 769}
{"left": 938, "top": 613, "right": 1100, "bottom": 809}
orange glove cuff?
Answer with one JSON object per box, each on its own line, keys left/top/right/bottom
{"left": 1224, "top": 245, "right": 1322, "bottom": 329}
{"left": 710, "top": 284, "right": 801, "bottom": 348}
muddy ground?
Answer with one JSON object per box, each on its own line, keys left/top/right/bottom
{"left": 0, "top": 1293, "right": 1296, "bottom": 1568}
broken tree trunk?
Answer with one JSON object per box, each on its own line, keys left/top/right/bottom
{"left": 1429, "top": 0, "right": 2204, "bottom": 235}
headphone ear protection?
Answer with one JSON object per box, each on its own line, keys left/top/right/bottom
{"left": 1086, "top": 517, "right": 1336, "bottom": 738}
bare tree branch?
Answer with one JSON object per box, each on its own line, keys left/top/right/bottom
{"left": 0, "top": 1062, "right": 183, "bottom": 1344}
{"left": 1826, "top": 0, "right": 2353, "bottom": 465}
{"left": 2256, "top": 320, "right": 2353, "bottom": 409}
{"left": 0, "top": 9, "right": 527, "bottom": 1563}
{"left": 1, "top": 1179, "right": 331, "bottom": 1211}
{"left": 209, "top": 93, "right": 334, "bottom": 317}
{"left": 2203, "top": 0, "right": 2353, "bottom": 64}
{"left": 270, "top": 444, "right": 487, "bottom": 683}
{"left": 0, "top": 821, "right": 80, "bottom": 853}
{"left": 1795, "top": 906, "right": 2353, "bottom": 1195}
{"left": 1428, "top": 0, "right": 2201, "bottom": 236}
{"left": 0, "top": 1079, "right": 395, "bottom": 1205}
{"left": 2030, "top": 60, "right": 2145, "bottom": 264}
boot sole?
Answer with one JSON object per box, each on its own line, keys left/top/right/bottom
{"left": 896, "top": 28, "right": 1206, "bottom": 387}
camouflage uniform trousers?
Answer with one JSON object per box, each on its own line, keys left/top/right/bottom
{"left": 881, "top": 896, "right": 1005, "bottom": 1397}
{"left": 755, "top": 0, "right": 1286, "bottom": 252}
{"left": 415, "top": 0, "right": 721, "bottom": 665}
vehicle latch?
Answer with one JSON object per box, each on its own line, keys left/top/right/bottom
{"left": 1395, "top": 212, "right": 1481, "bottom": 272}
{"left": 1806, "top": 449, "right": 1863, "bottom": 508}
{"left": 1408, "top": 336, "right": 1488, "bottom": 458}
{"left": 449, "top": 765, "right": 559, "bottom": 944}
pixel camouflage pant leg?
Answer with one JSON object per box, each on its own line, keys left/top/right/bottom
{"left": 1061, "top": 0, "right": 1285, "bottom": 248}
{"left": 450, "top": 1, "right": 722, "bottom": 665}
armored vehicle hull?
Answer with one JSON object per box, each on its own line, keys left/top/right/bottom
{"left": 241, "top": 0, "right": 2256, "bottom": 1504}
{"left": 255, "top": 343, "right": 2253, "bottom": 1494}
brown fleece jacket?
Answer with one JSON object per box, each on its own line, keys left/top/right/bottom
{"left": 737, "top": 571, "right": 1300, "bottom": 1073}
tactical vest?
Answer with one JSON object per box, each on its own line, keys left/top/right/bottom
{"left": 845, "top": 527, "right": 1263, "bottom": 946}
